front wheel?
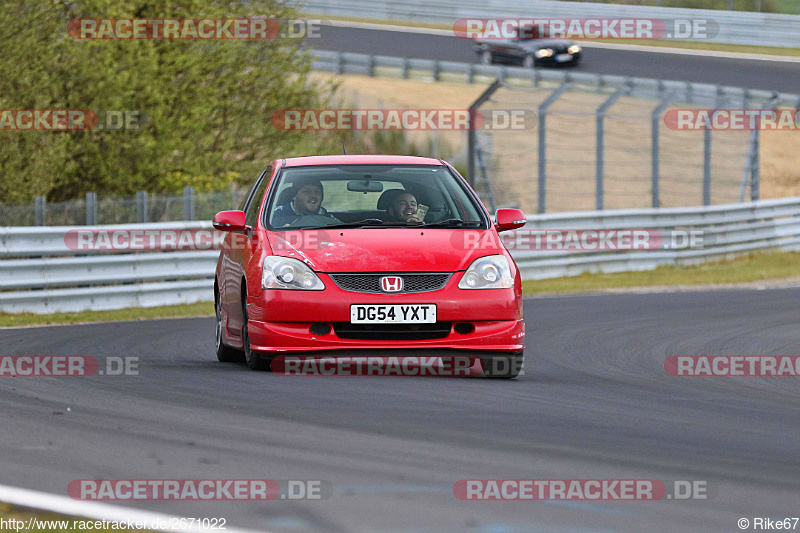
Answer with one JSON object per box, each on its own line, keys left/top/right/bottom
{"left": 522, "top": 54, "right": 535, "bottom": 68}
{"left": 480, "top": 353, "right": 523, "bottom": 379}
{"left": 242, "top": 297, "right": 272, "bottom": 371}
{"left": 216, "top": 290, "right": 244, "bottom": 363}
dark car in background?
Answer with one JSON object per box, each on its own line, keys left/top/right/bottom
{"left": 474, "top": 24, "right": 582, "bottom": 68}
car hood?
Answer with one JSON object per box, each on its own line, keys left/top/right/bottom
{"left": 266, "top": 228, "right": 503, "bottom": 273}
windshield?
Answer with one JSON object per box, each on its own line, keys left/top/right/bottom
{"left": 264, "top": 164, "right": 488, "bottom": 230}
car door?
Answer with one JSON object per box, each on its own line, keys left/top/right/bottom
{"left": 223, "top": 167, "right": 271, "bottom": 342}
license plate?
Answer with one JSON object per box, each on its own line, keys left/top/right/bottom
{"left": 350, "top": 304, "right": 437, "bottom": 324}
{"left": 555, "top": 53, "right": 572, "bottom": 62}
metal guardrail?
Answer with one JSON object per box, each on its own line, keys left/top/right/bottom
{"left": 310, "top": 49, "right": 800, "bottom": 108}
{"left": 0, "top": 222, "right": 218, "bottom": 314}
{"left": 2, "top": 198, "right": 799, "bottom": 313}
{"left": 299, "top": 0, "right": 800, "bottom": 47}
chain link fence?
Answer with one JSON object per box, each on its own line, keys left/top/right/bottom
{"left": 471, "top": 81, "right": 755, "bottom": 214}
{"left": 0, "top": 186, "right": 250, "bottom": 227}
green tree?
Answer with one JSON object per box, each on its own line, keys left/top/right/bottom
{"left": 0, "top": 0, "right": 329, "bottom": 202}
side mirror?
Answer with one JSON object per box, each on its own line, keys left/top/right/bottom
{"left": 495, "top": 208, "right": 526, "bottom": 232}
{"left": 212, "top": 210, "right": 247, "bottom": 232}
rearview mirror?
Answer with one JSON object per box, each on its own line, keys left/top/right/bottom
{"left": 495, "top": 208, "right": 526, "bottom": 232}
{"left": 212, "top": 210, "right": 247, "bottom": 232}
{"left": 347, "top": 179, "right": 383, "bottom": 193}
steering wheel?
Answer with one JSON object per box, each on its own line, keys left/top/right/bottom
{"left": 288, "top": 214, "right": 342, "bottom": 227}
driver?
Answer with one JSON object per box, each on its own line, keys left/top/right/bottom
{"left": 272, "top": 177, "right": 337, "bottom": 226}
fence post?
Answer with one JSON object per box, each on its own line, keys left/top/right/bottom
{"left": 596, "top": 86, "right": 627, "bottom": 211}
{"left": 467, "top": 79, "right": 503, "bottom": 188}
{"left": 651, "top": 96, "right": 673, "bottom": 209}
{"left": 537, "top": 82, "right": 572, "bottom": 214}
{"left": 86, "top": 192, "right": 97, "bottom": 225}
{"left": 34, "top": 196, "right": 46, "bottom": 226}
{"left": 750, "top": 128, "right": 760, "bottom": 201}
{"left": 184, "top": 186, "right": 195, "bottom": 221}
{"left": 136, "top": 191, "right": 148, "bottom": 223}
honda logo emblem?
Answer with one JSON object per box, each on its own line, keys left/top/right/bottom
{"left": 380, "top": 276, "right": 404, "bottom": 292}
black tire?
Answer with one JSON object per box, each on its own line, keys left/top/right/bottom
{"left": 216, "top": 290, "right": 244, "bottom": 363}
{"left": 242, "top": 291, "right": 271, "bottom": 371}
{"left": 480, "top": 353, "right": 523, "bottom": 379}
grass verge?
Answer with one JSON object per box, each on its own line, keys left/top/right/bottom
{"left": 523, "top": 251, "right": 800, "bottom": 294}
{"left": 0, "top": 301, "right": 213, "bottom": 328}
{"left": 307, "top": 14, "right": 800, "bottom": 58}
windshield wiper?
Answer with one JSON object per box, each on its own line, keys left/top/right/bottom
{"left": 419, "top": 219, "right": 484, "bottom": 228}
{"left": 296, "top": 218, "right": 387, "bottom": 230}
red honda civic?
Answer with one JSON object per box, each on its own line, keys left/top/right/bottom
{"left": 212, "top": 155, "right": 526, "bottom": 378}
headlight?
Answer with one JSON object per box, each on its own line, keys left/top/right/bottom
{"left": 534, "top": 48, "right": 554, "bottom": 58}
{"left": 262, "top": 257, "right": 325, "bottom": 290}
{"left": 568, "top": 44, "right": 581, "bottom": 54}
{"left": 458, "top": 255, "right": 514, "bottom": 290}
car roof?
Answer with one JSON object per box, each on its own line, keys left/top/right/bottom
{"left": 281, "top": 155, "right": 444, "bottom": 167}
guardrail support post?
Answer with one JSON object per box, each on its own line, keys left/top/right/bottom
{"left": 537, "top": 82, "right": 572, "bottom": 213}
{"left": 402, "top": 57, "right": 410, "bottom": 79}
{"left": 184, "top": 186, "right": 195, "bottom": 221}
{"left": 136, "top": 191, "right": 148, "bottom": 223}
{"left": 467, "top": 63, "right": 474, "bottom": 84}
{"left": 596, "top": 86, "right": 628, "bottom": 211}
{"left": 86, "top": 192, "right": 97, "bottom": 225}
{"left": 367, "top": 54, "right": 375, "bottom": 76}
{"left": 34, "top": 196, "right": 46, "bottom": 226}
{"left": 335, "top": 52, "right": 343, "bottom": 75}
{"left": 433, "top": 60, "right": 440, "bottom": 81}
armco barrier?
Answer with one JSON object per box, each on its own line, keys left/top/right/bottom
{"left": 310, "top": 49, "right": 800, "bottom": 109}
{"left": 1, "top": 197, "right": 799, "bottom": 313}
{"left": 298, "top": 0, "right": 800, "bottom": 48}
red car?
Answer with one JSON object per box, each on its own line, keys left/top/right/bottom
{"left": 212, "top": 155, "right": 526, "bottom": 378}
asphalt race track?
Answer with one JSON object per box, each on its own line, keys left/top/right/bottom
{"left": 1, "top": 289, "right": 798, "bottom": 532}
{"left": 311, "top": 23, "right": 800, "bottom": 94}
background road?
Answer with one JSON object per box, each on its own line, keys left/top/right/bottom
{"left": 311, "top": 23, "right": 800, "bottom": 93}
{"left": 1, "top": 288, "right": 798, "bottom": 532}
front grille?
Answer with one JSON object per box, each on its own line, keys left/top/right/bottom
{"left": 333, "top": 322, "right": 452, "bottom": 341}
{"left": 330, "top": 273, "right": 451, "bottom": 294}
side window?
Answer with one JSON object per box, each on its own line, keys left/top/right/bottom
{"left": 244, "top": 167, "right": 271, "bottom": 228}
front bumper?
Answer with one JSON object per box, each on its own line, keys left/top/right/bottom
{"left": 246, "top": 273, "right": 524, "bottom": 354}
{"left": 248, "top": 318, "right": 525, "bottom": 354}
